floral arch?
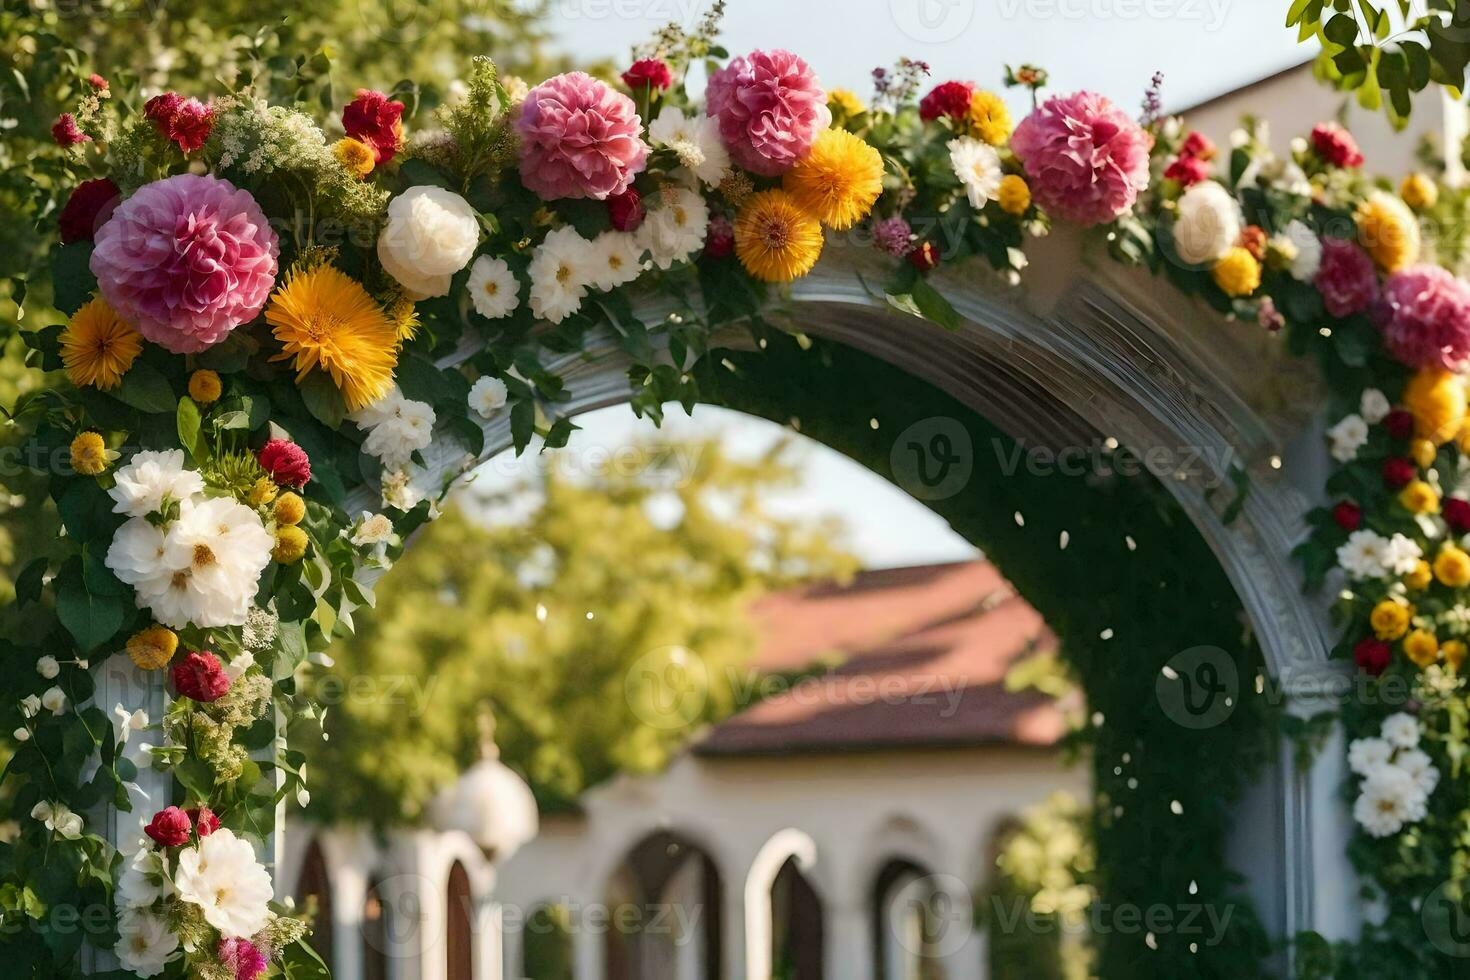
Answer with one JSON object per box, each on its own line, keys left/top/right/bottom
{"left": 4, "top": 15, "right": 1470, "bottom": 980}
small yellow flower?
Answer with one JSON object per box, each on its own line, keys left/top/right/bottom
{"left": 967, "top": 90, "right": 1013, "bottom": 145}
{"left": 998, "top": 175, "right": 1031, "bottom": 216}
{"left": 247, "top": 477, "right": 279, "bottom": 507}
{"left": 386, "top": 293, "right": 420, "bottom": 344}
{"left": 188, "top": 369, "right": 222, "bottom": 404}
{"left": 1404, "top": 368, "right": 1468, "bottom": 446}
{"left": 1211, "top": 247, "right": 1262, "bottom": 297}
{"left": 1411, "top": 438, "right": 1438, "bottom": 469}
{"left": 1459, "top": 419, "right": 1470, "bottom": 456}
{"left": 333, "top": 137, "right": 375, "bottom": 179}
{"left": 126, "top": 626, "right": 178, "bottom": 671}
{"left": 1355, "top": 190, "right": 1420, "bottom": 273}
{"left": 1405, "top": 559, "right": 1434, "bottom": 591}
{"left": 1371, "top": 599, "right": 1412, "bottom": 641}
{"left": 1443, "top": 639, "right": 1467, "bottom": 672}
{"left": 1399, "top": 479, "right": 1441, "bottom": 515}
{"left": 734, "top": 190, "right": 825, "bottom": 283}
{"left": 1400, "top": 173, "right": 1438, "bottom": 211}
{"left": 1436, "top": 545, "right": 1470, "bottom": 587}
{"left": 1404, "top": 628, "right": 1440, "bottom": 668}
{"left": 60, "top": 297, "right": 141, "bottom": 391}
{"left": 273, "top": 525, "right": 309, "bottom": 564}
{"left": 69, "top": 431, "right": 115, "bottom": 476}
{"left": 827, "top": 88, "right": 866, "bottom": 120}
{"left": 273, "top": 492, "right": 306, "bottom": 526}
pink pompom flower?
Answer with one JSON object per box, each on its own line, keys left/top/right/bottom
{"left": 1010, "top": 90, "right": 1152, "bottom": 227}
{"left": 144, "top": 93, "right": 213, "bottom": 153}
{"left": 516, "top": 72, "right": 649, "bottom": 201}
{"left": 1313, "top": 237, "right": 1378, "bottom": 319}
{"left": 1311, "top": 121, "right": 1363, "bottom": 169}
{"left": 90, "top": 174, "right": 278, "bottom": 354}
{"left": 918, "top": 80, "right": 975, "bottom": 122}
{"left": 1377, "top": 264, "right": 1470, "bottom": 371}
{"left": 51, "top": 113, "right": 90, "bottom": 147}
{"left": 622, "top": 58, "right": 673, "bottom": 93}
{"left": 705, "top": 49, "right": 831, "bottom": 177}
{"left": 218, "top": 937, "right": 269, "bottom": 980}
{"left": 257, "top": 439, "right": 311, "bottom": 489}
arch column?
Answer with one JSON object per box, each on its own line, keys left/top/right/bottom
{"left": 572, "top": 905, "right": 605, "bottom": 980}
{"left": 825, "top": 901, "right": 872, "bottom": 980}
{"left": 497, "top": 904, "right": 522, "bottom": 980}
{"left": 720, "top": 861, "right": 748, "bottom": 980}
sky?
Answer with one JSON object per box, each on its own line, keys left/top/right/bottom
{"left": 473, "top": 4, "right": 1309, "bottom": 570}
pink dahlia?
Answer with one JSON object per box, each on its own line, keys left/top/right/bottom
{"left": 218, "top": 937, "right": 269, "bottom": 980}
{"left": 90, "top": 174, "right": 278, "bottom": 354}
{"left": 1314, "top": 237, "right": 1377, "bottom": 319}
{"left": 516, "top": 72, "right": 649, "bottom": 201}
{"left": 705, "top": 49, "right": 831, "bottom": 177}
{"left": 1010, "top": 90, "right": 1152, "bottom": 227}
{"left": 1377, "top": 265, "right": 1470, "bottom": 371}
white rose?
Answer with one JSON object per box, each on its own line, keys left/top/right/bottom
{"left": 377, "top": 186, "right": 481, "bottom": 299}
{"left": 35, "top": 656, "right": 59, "bottom": 679}
{"left": 1173, "top": 181, "right": 1241, "bottom": 266}
{"left": 1327, "top": 413, "right": 1369, "bottom": 463}
{"left": 1360, "top": 388, "right": 1390, "bottom": 425}
{"left": 41, "top": 686, "right": 67, "bottom": 716}
{"left": 469, "top": 376, "right": 509, "bottom": 419}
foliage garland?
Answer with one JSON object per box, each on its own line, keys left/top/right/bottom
{"left": 3, "top": 4, "right": 1470, "bottom": 977}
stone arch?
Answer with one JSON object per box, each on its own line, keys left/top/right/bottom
{"left": 741, "top": 829, "right": 819, "bottom": 980}
{"left": 296, "top": 838, "right": 336, "bottom": 973}
{"left": 446, "top": 860, "right": 473, "bottom": 980}
{"left": 602, "top": 829, "right": 724, "bottom": 980}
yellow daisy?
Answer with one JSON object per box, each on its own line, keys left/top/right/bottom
{"left": 783, "top": 129, "right": 885, "bottom": 231}
{"left": 735, "top": 190, "right": 826, "bottom": 283}
{"left": 967, "top": 90, "right": 1012, "bottom": 145}
{"left": 1356, "top": 190, "right": 1420, "bottom": 272}
{"left": 266, "top": 263, "right": 400, "bottom": 412}
{"left": 60, "top": 297, "right": 142, "bottom": 391}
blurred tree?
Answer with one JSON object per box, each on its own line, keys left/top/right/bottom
{"left": 307, "top": 435, "right": 857, "bottom": 822}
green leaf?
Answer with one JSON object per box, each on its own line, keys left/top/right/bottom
{"left": 55, "top": 559, "right": 127, "bottom": 652}
{"left": 50, "top": 242, "right": 96, "bottom": 317}
{"left": 510, "top": 398, "right": 535, "bottom": 454}
{"left": 885, "top": 278, "right": 963, "bottom": 332}
{"left": 282, "top": 938, "right": 332, "bottom": 980}
{"left": 113, "top": 363, "right": 177, "bottom": 414}
{"left": 299, "top": 372, "right": 347, "bottom": 429}
{"left": 175, "top": 757, "right": 214, "bottom": 798}
{"left": 177, "top": 397, "right": 206, "bottom": 463}
{"left": 14, "top": 557, "right": 46, "bottom": 605}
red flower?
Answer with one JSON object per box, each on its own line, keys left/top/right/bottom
{"left": 1384, "top": 409, "right": 1414, "bottom": 441}
{"left": 1332, "top": 500, "right": 1362, "bottom": 532}
{"left": 1179, "top": 131, "right": 1216, "bottom": 161}
{"left": 143, "top": 93, "right": 213, "bottom": 152}
{"left": 606, "top": 187, "right": 646, "bottom": 232}
{"left": 186, "top": 805, "right": 220, "bottom": 837}
{"left": 704, "top": 215, "right": 734, "bottom": 259}
{"left": 257, "top": 440, "right": 311, "bottom": 489}
{"left": 1382, "top": 457, "right": 1416, "bottom": 490}
{"left": 621, "top": 58, "right": 673, "bottom": 93}
{"left": 918, "top": 80, "right": 975, "bottom": 121}
{"left": 342, "top": 90, "right": 404, "bottom": 165}
{"left": 51, "top": 113, "right": 90, "bottom": 147}
{"left": 87, "top": 74, "right": 109, "bottom": 92}
{"left": 1446, "top": 497, "right": 1470, "bottom": 534}
{"left": 172, "top": 651, "right": 230, "bottom": 703}
{"left": 1238, "top": 225, "right": 1268, "bottom": 260}
{"left": 58, "top": 178, "right": 120, "bottom": 244}
{"left": 1310, "top": 121, "right": 1364, "bottom": 169}
{"left": 909, "top": 241, "right": 941, "bottom": 273}
{"left": 1164, "top": 155, "right": 1209, "bottom": 187}
{"left": 144, "top": 806, "right": 192, "bottom": 847}
{"left": 1354, "top": 638, "right": 1392, "bottom": 676}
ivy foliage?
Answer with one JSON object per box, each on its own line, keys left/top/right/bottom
{"left": 695, "top": 334, "right": 1277, "bottom": 978}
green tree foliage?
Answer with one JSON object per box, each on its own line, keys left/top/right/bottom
{"left": 307, "top": 435, "right": 857, "bottom": 822}
{"left": 1289, "top": 0, "right": 1470, "bottom": 128}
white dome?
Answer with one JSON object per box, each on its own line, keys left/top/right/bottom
{"left": 431, "top": 756, "right": 540, "bottom": 861}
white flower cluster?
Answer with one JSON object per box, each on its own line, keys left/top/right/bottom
{"left": 1349, "top": 713, "right": 1440, "bottom": 839}
{"left": 648, "top": 106, "right": 730, "bottom": 187}
{"left": 114, "top": 828, "right": 274, "bottom": 977}
{"left": 1336, "top": 529, "right": 1423, "bottom": 580}
{"left": 1173, "top": 181, "right": 1241, "bottom": 266}
{"left": 210, "top": 98, "right": 331, "bottom": 177}
{"left": 1324, "top": 390, "right": 1392, "bottom": 464}
{"left": 948, "top": 137, "right": 1003, "bottom": 210}
{"left": 104, "top": 451, "right": 273, "bottom": 630}
{"left": 352, "top": 386, "right": 437, "bottom": 470}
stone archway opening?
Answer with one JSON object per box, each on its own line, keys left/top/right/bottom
{"left": 603, "top": 830, "right": 723, "bottom": 980}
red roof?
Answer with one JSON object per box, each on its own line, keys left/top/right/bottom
{"left": 695, "top": 562, "right": 1070, "bottom": 756}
